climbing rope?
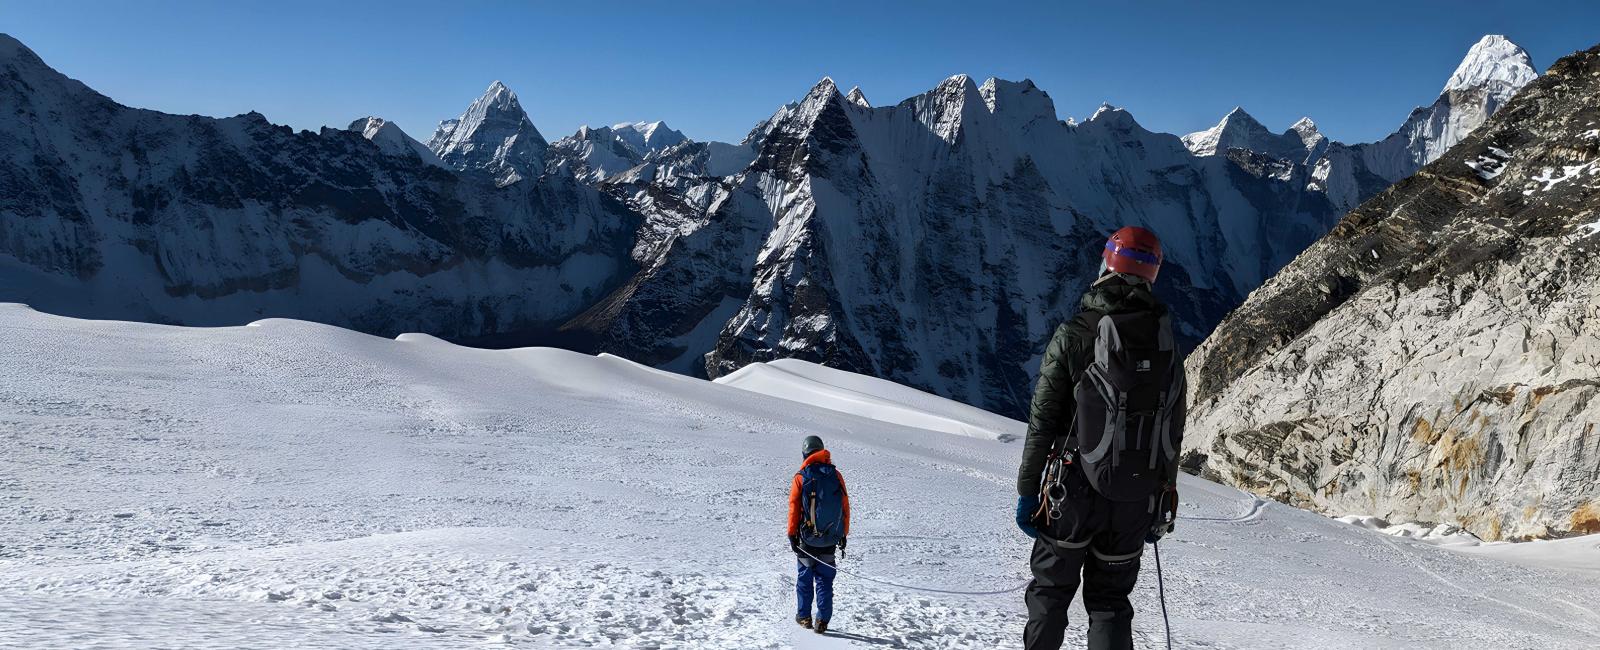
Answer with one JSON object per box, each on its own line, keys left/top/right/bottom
{"left": 796, "top": 547, "right": 1033, "bottom": 596}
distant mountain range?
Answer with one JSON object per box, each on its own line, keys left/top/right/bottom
{"left": 0, "top": 33, "right": 1538, "bottom": 417}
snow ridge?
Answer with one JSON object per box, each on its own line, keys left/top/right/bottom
{"left": 348, "top": 117, "right": 443, "bottom": 166}
{"left": 1445, "top": 34, "right": 1538, "bottom": 94}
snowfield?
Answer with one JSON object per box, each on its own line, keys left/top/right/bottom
{"left": 2, "top": 304, "right": 1597, "bottom": 649}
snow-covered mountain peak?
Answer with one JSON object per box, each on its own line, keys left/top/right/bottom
{"left": 845, "top": 86, "right": 870, "bottom": 108}
{"left": 1083, "top": 102, "right": 1145, "bottom": 132}
{"left": 931, "top": 74, "right": 983, "bottom": 107}
{"left": 937, "top": 73, "right": 975, "bottom": 89}
{"left": 808, "top": 76, "right": 840, "bottom": 97}
{"left": 610, "top": 120, "right": 688, "bottom": 155}
{"left": 1181, "top": 106, "right": 1272, "bottom": 155}
{"left": 0, "top": 32, "right": 38, "bottom": 63}
{"left": 1358, "top": 35, "right": 1538, "bottom": 184}
{"left": 0, "top": 31, "right": 96, "bottom": 99}
{"left": 1289, "top": 116, "right": 1325, "bottom": 149}
{"left": 903, "top": 74, "right": 987, "bottom": 142}
{"left": 426, "top": 81, "right": 548, "bottom": 186}
{"left": 347, "top": 116, "right": 443, "bottom": 166}
{"left": 481, "top": 80, "right": 515, "bottom": 106}
{"left": 1444, "top": 34, "right": 1537, "bottom": 94}
{"left": 979, "top": 78, "right": 1056, "bottom": 126}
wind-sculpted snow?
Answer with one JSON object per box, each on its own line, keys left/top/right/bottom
{"left": 2, "top": 304, "right": 1598, "bottom": 648}
{"left": 1184, "top": 43, "right": 1600, "bottom": 541}
{"left": 0, "top": 36, "right": 638, "bottom": 342}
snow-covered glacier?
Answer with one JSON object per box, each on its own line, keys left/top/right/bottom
{"left": 2, "top": 303, "right": 1597, "bottom": 648}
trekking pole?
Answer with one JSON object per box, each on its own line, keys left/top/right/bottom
{"left": 1153, "top": 539, "right": 1172, "bottom": 650}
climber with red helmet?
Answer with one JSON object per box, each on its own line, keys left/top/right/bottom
{"left": 1014, "top": 226, "right": 1187, "bottom": 650}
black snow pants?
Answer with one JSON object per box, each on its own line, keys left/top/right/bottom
{"left": 1024, "top": 467, "right": 1153, "bottom": 650}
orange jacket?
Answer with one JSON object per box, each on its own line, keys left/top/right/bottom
{"left": 788, "top": 449, "right": 851, "bottom": 537}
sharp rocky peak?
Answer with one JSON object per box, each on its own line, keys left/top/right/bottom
{"left": 805, "top": 77, "right": 841, "bottom": 102}
{"left": 845, "top": 86, "right": 870, "bottom": 108}
{"left": 979, "top": 78, "right": 1056, "bottom": 124}
{"left": 1221, "top": 106, "right": 1266, "bottom": 128}
{"left": 427, "top": 80, "right": 548, "bottom": 186}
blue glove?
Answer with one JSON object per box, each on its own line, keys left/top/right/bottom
{"left": 1016, "top": 495, "right": 1040, "bottom": 538}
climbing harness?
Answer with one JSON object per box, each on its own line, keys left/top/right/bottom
{"left": 1037, "top": 427, "right": 1076, "bottom": 524}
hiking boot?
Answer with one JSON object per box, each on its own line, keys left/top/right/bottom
{"left": 796, "top": 616, "right": 812, "bottom": 629}
{"left": 813, "top": 620, "right": 828, "bottom": 634}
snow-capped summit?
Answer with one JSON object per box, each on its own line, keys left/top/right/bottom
{"left": 546, "top": 124, "right": 653, "bottom": 183}
{"left": 610, "top": 120, "right": 688, "bottom": 156}
{"left": 909, "top": 74, "right": 986, "bottom": 142}
{"left": 427, "top": 81, "right": 548, "bottom": 186}
{"left": 1086, "top": 102, "right": 1122, "bottom": 122}
{"left": 979, "top": 78, "right": 1057, "bottom": 129}
{"left": 1184, "top": 107, "right": 1266, "bottom": 153}
{"left": 1187, "top": 40, "right": 1600, "bottom": 542}
{"left": 0, "top": 42, "right": 640, "bottom": 345}
{"left": 1444, "top": 34, "right": 1537, "bottom": 95}
{"left": 1359, "top": 35, "right": 1537, "bottom": 182}
{"left": 845, "top": 86, "right": 870, "bottom": 108}
{"left": 348, "top": 116, "right": 443, "bottom": 166}
{"left": 1182, "top": 108, "right": 1328, "bottom": 163}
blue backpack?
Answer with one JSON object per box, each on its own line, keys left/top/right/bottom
{"left": 798, "top": 463, "right": 846, "bottom": 547}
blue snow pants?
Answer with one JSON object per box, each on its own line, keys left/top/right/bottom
{"left": 795, "top": 555, "right": 837, "bottom": 621}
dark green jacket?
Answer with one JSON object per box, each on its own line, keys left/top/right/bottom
{"left": 1016, "top": 274, "right": 1170, "bottom": 496}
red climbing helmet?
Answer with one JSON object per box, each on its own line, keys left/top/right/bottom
{"left": 1102, "top": 226, "right": 1163, "bottom": 284}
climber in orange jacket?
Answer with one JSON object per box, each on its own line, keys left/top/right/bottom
{"left": 787, "top": 435, "right": 850, "bottom": 634}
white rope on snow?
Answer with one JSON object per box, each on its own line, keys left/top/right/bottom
{"left": 796, "top": 547, "right": 1033, "bottom": 596}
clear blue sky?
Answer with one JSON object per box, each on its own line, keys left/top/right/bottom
{"left": 4, "top": 1, "right": 1598, "bottom": 145}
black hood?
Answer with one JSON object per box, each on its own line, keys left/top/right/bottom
{"left": 1081, "top": 274, "right": 1162, "bottom": 315}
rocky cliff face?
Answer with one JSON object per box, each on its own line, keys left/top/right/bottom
{"left": 0, "top": 36, "right": 637, "bottom": 339}
{"left": 1183, "top": 44, "right": 1600, "bottom": 540}
{"left": 569, "top": 75, "right": 1353, "bottom": 414}
{"left": 568, "top": 34, "right": 1535, "bottom": 417}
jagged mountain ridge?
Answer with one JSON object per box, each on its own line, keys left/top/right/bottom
{"left": 0, "top": 36, "right": 639, "bottom": 339}
{"left": 1182, "top": 43, "right": 1600, "bottom": 540}
{"left": 564, "top": 37, "right": 1534, "bottom": 417}
{"left": 0, "top": 32, "right": 1536, "bottom": 420}
{"left": 1180, "top": 36, "right": 1538, "bottom": 213}
{"left": 566, "top": 73, "right": 1397, "bottom": 415}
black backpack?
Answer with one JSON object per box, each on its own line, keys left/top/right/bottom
{"left": 1071, "top": 309, "right": 1185, "bottom": 502}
